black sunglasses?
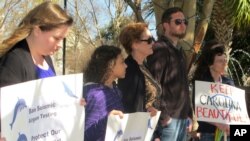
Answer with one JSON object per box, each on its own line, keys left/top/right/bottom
{"left": 140, "top": 37, "right": 155, "bottom": 44}
{"left": 172, "top": 19, "right": 188, "bottom": 25}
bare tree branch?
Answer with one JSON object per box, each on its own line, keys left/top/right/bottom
{"left": 0, "top": 0, "right": 22, "bottom": 28}
{"left": 89, "top": 0, "right": 103, "bottom": 45}
{"left": 73, "top": 0, "right": 96, "bottom": 47}
{"left": 124, "top": 0, "right": 144, "bottom": 22}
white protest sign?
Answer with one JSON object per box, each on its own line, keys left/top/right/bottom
{"left": 105, "top": 111, "right": 161, "bottom": 141}
{"left": 1, "top": 73, "right": 85, "bottom": 141}
{"left": 195, "top": 80, "right": 250, "bottom": 124}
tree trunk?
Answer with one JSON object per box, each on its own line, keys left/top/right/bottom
{"left": 152, "top": 0, "right": 168, "bottom": 36}
{"left": 179, "top": 0, "right": 197, "bottom": 72}
{"left": 188, "top": 0, "right": 215, "bottom": 77}
{"left": 125, "top": 0, "right": 144, "bottom": 22}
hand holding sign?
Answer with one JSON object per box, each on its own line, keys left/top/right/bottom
{"left": 215, "top": 123, "right": 230, "bottom": 135}
{"left": 105, "top": 111, "right": 161, "bottom": 141}
{"left": 109, "top": 110, "right": 124, "bottom": 119}
{"left": 0, "top": 132, "right": 6, "bottom": 141}
{"left": 195, "top": 81, "right": 250, "bottom": 125}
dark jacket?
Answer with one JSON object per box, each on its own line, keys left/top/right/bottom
{"left": 117, "top": 55, "right": 146, "bottom": 113}
{"left": 0, "top": 39, "right": 55, "bottom": 87}
{"left": 193, "top": 74, "right": 234, "bottom": 133}
{"left": 147, "top": 35, "right": 192, "bottom": 119}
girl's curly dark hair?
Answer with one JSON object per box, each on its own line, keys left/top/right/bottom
{"left": 84, "top": 45, "right": 122, "bottom": 84}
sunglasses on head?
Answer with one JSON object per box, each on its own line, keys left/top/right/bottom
{"left": 140, "top": 36, "right": 155, "bottom": 44}
{"left": 172, "top": 19, "right": 188, "bottom": 25}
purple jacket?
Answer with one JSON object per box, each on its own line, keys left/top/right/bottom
{"left": 83, "top": 83, "right": 124, "bottom": 141}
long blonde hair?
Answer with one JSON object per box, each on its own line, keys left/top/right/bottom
{"left": 0, "top": 1, "right": 73, "bottom": 57}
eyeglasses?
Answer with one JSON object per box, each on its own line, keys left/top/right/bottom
{"left": 172, "top": 19, "right": 188, "bottom": 26}
{"left": 140, "top": 37, "right": 155, "bottom": 44}
{"left": 215, "top": 58, "right": 227, "bottom": 64}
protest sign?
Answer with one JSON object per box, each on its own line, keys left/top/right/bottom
{"left": 0, "top": 73, "right": 85, "bottom": 141}
{"left": 105, "top": 111, "right": 161, "bottom": 141}
{"left": 195, "top": 80, "right": 250, "bottom": 124}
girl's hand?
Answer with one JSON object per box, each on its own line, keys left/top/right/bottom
{"left": 109, "top": 110, "right": 124, "bottom": 119}
{"left": 79, "top": 98, "right": 86, "bottom": 106}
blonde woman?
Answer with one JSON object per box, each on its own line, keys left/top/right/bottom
{"left": 0, "top": 1, "right": 73, "bottom": 87}
{"left": 0, "top": 2, "right": 73, "bottom": 140}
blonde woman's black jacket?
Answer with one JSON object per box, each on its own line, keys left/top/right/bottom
{"left": 147, "top": 36, "right": 192, "bottom": 120}
{"left": 0, "top": 39, "right": 55, "bottom": 87}
{"left": 117, "top": 55, "right": 146, "bottom": 113}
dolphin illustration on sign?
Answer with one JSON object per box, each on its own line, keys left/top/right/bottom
{"left": 113, "top": 129, "right": 123, "bottom": 141}
{"left": 10, "top": 98, "right": 27, "bottom": 130}
{"left": 148, "top": 118, "right": 153, "bottom": 129}
{"left": 17, "top": 132, "right": 28, "bottom": 141}
{"left": 62, "top": 81, "right": 78, "bottom": 98}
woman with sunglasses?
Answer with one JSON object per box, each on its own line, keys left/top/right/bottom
{"left": 118, "top": 22, "right": 161, "bottom": 118}
{"left": 191, "top": 40, "right": 234, "bottom": 141}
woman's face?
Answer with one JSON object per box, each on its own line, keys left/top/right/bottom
{"left": 210, "top": 54, "right": 227, "bottom": 75}
{"left": 133, "top": 29, "right": 154, "bottom": 57}
{"left": 34, "top": 25, "right": 70, "bottom": 56}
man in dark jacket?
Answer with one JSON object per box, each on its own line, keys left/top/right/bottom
{"left": 147, "top": 7, "right": 193, "bottom": 141}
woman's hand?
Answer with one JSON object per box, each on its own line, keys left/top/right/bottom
{"left": 109, "top": 110, "right": 124, "bottom": 119}
{"left": 186, "top": 117, "right": 193, "bottom": 133}
{"left": 189, "top": 131, "right": 201, "bottom": 140}
{"left": 147, "top": 106, "right": 158, "bottom": 117}
{"left": 154, "top": 138, "right": 160, "bottom": 141}
{"left": 215, "top": 123, "right": 230, "bottom": 135}
{"left": 160, "top": 116, "right": 172, "bottom": 127}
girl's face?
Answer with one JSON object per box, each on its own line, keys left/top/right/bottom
{"left": 210, "top": 54, "right": 227, "bottom": 75}
{"left": 111, "top": 54, "right": 127, "bottom": 79}
{"left": 34, "top": 25, "right": 70, "bottom": 56}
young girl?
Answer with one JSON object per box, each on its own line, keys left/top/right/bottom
{"left": 83, "top": 45, "right": 127, "bottom": 141}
